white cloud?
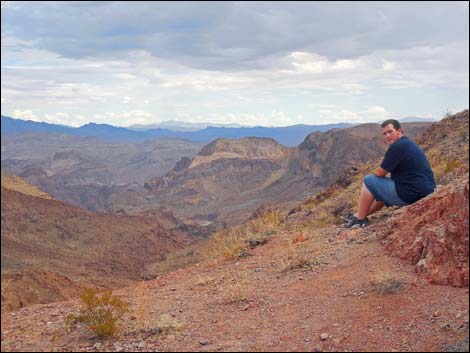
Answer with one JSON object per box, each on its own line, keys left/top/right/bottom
{"left": 382, "top": 60, "right": 397, "bottom": 71}
{"left": 315, "top": 106, "right": 393, "bottom": 124}
{"left": 341, "top": 83, "right": 367, "bottom": 95}
{"left": 44, "top": 112, "right": 72, "bottom": 126}
{"left": 289, "top": 52, "right": 328, "bottom": 74}
{"left": 332, "top": 59, "right": 357, "bottom": 71}
{"left": 114, "top": 73, "right": 136, "bottom": 80}
{"left": 12, "top": 111, "right": 80, "bottom": 127}
{"left": 194, "top": 110, "right": 301, "bottom": 127}
{"left": 285, "top": 52, "right": 361, "bottom": 74}
{"left": 94, "top": 110, "right": 155, "bottom": 126}
{"left": 363, "top": 106, "right": 392, "bottom": 120}
{"left": 12, "top": 109, "right": 37, "bottom": 121}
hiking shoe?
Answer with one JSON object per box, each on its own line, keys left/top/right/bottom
{"left": 341, "top": 213, "right": 356, "bottom": 223}
{"left": 345, "top": 216, "right": 370, "bottom": 228}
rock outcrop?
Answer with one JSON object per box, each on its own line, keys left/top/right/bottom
{"left": 379, "top": 173, "right": 469, "bottom": 287}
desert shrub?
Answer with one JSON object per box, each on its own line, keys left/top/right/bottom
{"left": 65, "top": 288, "right": 129, "bottom": 339}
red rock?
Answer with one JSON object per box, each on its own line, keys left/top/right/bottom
{"left": 380, "top": 174, "right": 469, "bottom": 287}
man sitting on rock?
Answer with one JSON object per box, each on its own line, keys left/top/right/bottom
{"left": 345, "top": 119, "right": 436, "bottom": 228}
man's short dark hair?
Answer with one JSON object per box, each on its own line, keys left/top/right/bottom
{"left": 381, "top": 119, "right": 401, "bottom": 130}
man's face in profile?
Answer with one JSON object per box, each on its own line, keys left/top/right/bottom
{"left": 382, "top": 124, "right": 403, "bottom": 145}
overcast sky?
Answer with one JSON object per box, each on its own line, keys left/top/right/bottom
{"left": 1, "top": 1, "right": 468, "bottom": 127}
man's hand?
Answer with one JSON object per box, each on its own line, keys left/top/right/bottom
{"left": 374, "top": 167, "right": 388, "bottom": 177}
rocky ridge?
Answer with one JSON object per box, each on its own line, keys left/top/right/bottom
{"left": 140, "top": 123, "right": 430, "bottom": 227}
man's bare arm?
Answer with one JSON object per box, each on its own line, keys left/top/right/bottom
{"left": 375, "top": 167, "right": 388, "bottom": 177}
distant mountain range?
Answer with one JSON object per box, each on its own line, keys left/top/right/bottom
{"left": 127, "top": 120, "right": 247, "bottom": 131}
{"left": 1, "top": 115, "right": 353, "bottom": 147}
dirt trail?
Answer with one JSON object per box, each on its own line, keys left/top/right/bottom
{"left": 2, "top": 225, "right": 469, "bottom": 352}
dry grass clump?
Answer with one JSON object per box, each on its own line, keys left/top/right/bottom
{"left": 195, "top": 275, "right": 218, "bottom": 287}
{"left": 309, "top": 204, "right": 337, "bottom": 229}
{"left": 65, "top": 288, "right": 129, "bottom": 339}
{"left": 224, "top": 267, "right": 250, "bottom": 303}
{"left": 203, "top": 228, "right": 250, "bottom": 262}
{"left": 201, "top": 209, "right": 282, "bottom": 263}
{"left": 154, "top": 314, "right": 185, "bottom": 334}
{"left": 427, "top": 150, "right": 467, "bottom": 185}
{"left": 279, "top": 237, "right": 319, "bottom": 272}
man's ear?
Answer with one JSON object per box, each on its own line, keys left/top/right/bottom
{"left": 398, "top": 128, "right": 404, "bottom": 135}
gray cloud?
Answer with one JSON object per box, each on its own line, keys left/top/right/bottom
{"left": 2, "top": 2, "right": 468, "bottom": 71}
{"left": 1, "top": 1, "right": 468, "bottom": 127}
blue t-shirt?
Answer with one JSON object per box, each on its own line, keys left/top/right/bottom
{"left": 380, "top": 136, "right": 436, "bottom": 204}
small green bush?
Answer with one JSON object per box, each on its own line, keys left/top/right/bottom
{"left": 65, "top": 288, "right": 129, "bottom": 339}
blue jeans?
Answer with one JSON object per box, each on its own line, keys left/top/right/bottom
{"left": 363, "top": 174, "right": 409, "bottom": 207}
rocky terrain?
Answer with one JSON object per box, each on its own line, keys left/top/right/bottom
{"left": 139, "top": 123, "right": 431, "bottom": 228}
{"left": 1, "top": 174, "right": 192, "bottom": 311}
{"left": 141, "top": 137, "right": 296, "bottom": 228}
{"left": 1, "top": 111, "right": 467, "bottom": 352}
{"left": 1, "top": 173, "right": 468, "bottom": 351}
{"left": 1, "top": 133, "right": 203, "bottom": 211}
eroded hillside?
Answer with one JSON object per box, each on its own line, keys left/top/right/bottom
{"left": 136, "top": 123, "right": 431, "bottom": 229}
{"left": 1, "top": 134, "right": 203, "bottom": 212}
{"left": 1, "top": 176, "right": 191, "bottom": 311}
